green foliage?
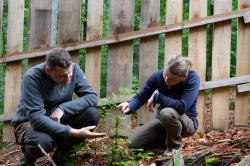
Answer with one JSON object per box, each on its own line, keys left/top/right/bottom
{"left": 134, "top": 0, "right": 141, "bottom": 31}
{"left": 205, "top": 157, "right": 220, "bottom": 166}
{"left": 229, "top": 100, "right": 235, "bottom": 110}
{"left": 0, "top": 64, "right": 5, "bottom": 114}
{"left": 158, "top": 34, "right": 165, "bottom": 69}
{"left": 102, "top": 0, "right": 109, "bottom": 37}
{"left": 160, "top": 0, "right": 166, "bottom": 25}
{"left": 23, "top": 0, "right": 30, "bottom": 51}
{"left": 106, "top": 116, "right": 153, "bottom": 166}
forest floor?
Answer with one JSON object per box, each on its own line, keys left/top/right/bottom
{"left": 0, "top": 126, "right": 249, "bottom": 166}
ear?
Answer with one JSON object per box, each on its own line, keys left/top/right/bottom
{"left": 44, "top": 66, "right": 51, "bottom": 75}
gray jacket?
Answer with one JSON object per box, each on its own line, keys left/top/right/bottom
{"left": 12, "top": 63, "right": 98, "bottom": 137}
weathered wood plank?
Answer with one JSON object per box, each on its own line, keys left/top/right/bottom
{"left": 1, "top": 8, "right": 250, "bottom": 64}
{"left": 137, "top": 0, "right": 160, "bottom": 125}
{"left": 106, "top": 0, "right": 134, "bottom": 136}
{"left": 164, "top": 0, "right": 183, "bottom": 66}
{"left": 212, "top": 0, "right": 232, "bottom": 129}
{"left": 235, "top": 0, "right": 250, "bottom": 125}
{"left": 237, "top": 83, "right": 250, "bottom": 93}
{"left": 189, "top": 0, "right": 207, "bottom": 132}
{"left": 200, "top": 75, "right": 250, "bottom": 90}
{"left": 85, "top": 0, "right": 103, "bottom": 96}
{"left": 28, "top": 0, "right": 52, "bottom": 67}
{"left": 58, "top": 0, "right": 81, "bottom": 63}
{"left": 3, "top": 0, "right": 24, "bottom": 142}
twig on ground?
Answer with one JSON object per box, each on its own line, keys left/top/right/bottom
{"left": 38, "top": 144, "right": 56, "bottom": 166}
{"left": 1, "top": 149, "right": 21, "bottom": 157}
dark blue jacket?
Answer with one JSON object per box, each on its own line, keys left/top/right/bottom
{"left": 129, "top": 70, "right": 200, "bottom": 129}
{"left": 12, "top": 63, "right": 98, "bottom": 137}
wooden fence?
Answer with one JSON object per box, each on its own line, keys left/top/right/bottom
{"left": 0, "top": 0, "right": 250, "bottom": 142}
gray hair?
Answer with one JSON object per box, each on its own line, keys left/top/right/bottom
{"left": 166, "top": 55, "right": 192, "bottom": 77}
{"left": 46, "top": 47, "right": 72, "bottom": 70}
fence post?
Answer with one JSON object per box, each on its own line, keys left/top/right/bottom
{"left": 188, "top": 0, "right": 207, "bottom": 132}
{"left": 235, "top": 0, "right": 250, "bottom": 125}
{"left": 137, "top": 0, "right": 160, "bottom": 125}
{"left": 106, "top": 0, "right": 134, "bottom": 136}
{"left": 164, "top": 0, "right": 183, "bottom": 65}
{"left": 85, "top": 0, "right": 103, "bottom": 97}
{"left": 3, "top": 0, "right": 24, "bottom": 142}
{"left": 212, "top": 0, "right": 232, "bottom": 129}
{"left": 28, "top": 0, "right": 52, "bottom": 67}
{"left": 58, "top": 0, "right": 81, "bottom": 63}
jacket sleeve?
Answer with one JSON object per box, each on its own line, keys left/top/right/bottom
{"left": 129, "top": 73, "right": 157, "bottom": 113}
{"left": 23, "top": 75, "right": 71, "bottom": 137}
{"left": 153, "top": 74, "right": 200, "bottom": 114}
{"left": 59, "top": 65, "right": 98, "bottom": 115}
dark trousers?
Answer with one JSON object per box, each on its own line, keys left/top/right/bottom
{"left": 14, "top": 106, "right": 100, "bottom": 160}
{"left": 129, "top": 108, "right": 196, "bottom": 150}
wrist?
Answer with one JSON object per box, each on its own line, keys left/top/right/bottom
{"left": 69, "top": 128, "right": 78, "bottom": 137}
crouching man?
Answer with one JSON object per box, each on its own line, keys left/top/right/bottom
{"left": 12, "top": 47, "right": 105, "bottom": 165}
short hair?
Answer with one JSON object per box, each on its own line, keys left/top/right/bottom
{"left": 46, "top": 47, "right": 72, "bottom": 70}
{"left": 165, "top": 55, "right": 192, "bottom": 77}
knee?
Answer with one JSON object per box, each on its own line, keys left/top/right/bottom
{"left": 25, "top": 132, "right": 55, "bottom": 158}
{"left": 82, "top": 107, "right": 100, "bottom": 126}
{"left": 160, "top": 108, "right": 179, "bottom": 123}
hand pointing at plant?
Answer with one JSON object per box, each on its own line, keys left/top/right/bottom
{"left": 117, "top": 102, "right": 131, "bottom": 114}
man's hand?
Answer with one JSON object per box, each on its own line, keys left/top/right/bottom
{"left": 117, "top": 102, "right": 130, "bottom": 114}
{"left": 147, "top": 97, "right": 157, "bottom": 112}
{"left": 50, "top": 107, "right": 64, "bottom": 123}
{"left": 69, "top": 126, "right": 106, "bottom": 138}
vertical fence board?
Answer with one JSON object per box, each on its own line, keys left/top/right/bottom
{"left": 188, "top": 0, "right": 207, "bottom": 132}
{"left": 137, "top": 0, "right": 160, "bottom": 125}
{"left": 106, "top": 0, "right": 134, "bottom": 136}
{"left": 164, "top": 0, "right": 183, "bottom": 66}
{"left": 3, "top": 0, "right": 24, "bottom": 142}
{"left": 28, "top": 0, "right": 52, "bottom": 67}
{"left": 58, "top": 0, "right": 81, "bottom": 63}
{"left": 212, "top": 0, "right": 232, "bottom": 129}
{"left": 235, "top": 0, "right": 250, "bottom": 125}
{"left": 85, "top": 0, "right": 103, "bottom": 96}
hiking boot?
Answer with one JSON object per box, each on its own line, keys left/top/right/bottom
{"left": 52, "top": 149, "right": 74, "bottom": 166}
{"left": 20, "top": 152, "right": 36, "bottom": 166}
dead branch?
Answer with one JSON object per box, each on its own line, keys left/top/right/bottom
{"left": 38, "top": 144, "right": 56, "bottom": 166}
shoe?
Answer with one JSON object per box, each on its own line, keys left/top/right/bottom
{"left": 163, "top": 145, "right": 183, "bottom": 157}
{"left": 20, "top": 152, "right": 36, "bottom": 166}
{"left": 52, "top": 150, "right": 74, "bottom": 166}
{"left": 163, "top": 148, "right": 173, "bottom": 157}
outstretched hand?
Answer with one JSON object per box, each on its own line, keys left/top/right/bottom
{"left": 69, "top": 126, "right": 106, "bottom": 139}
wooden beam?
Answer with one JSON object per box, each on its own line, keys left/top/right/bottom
{"left": 1, "top": 7, "right": 250, "bottom": 64}
{"left": 237, "top": 83, "right": 250, "bottom": 93}
{"left": 0, "top": 113, "right": 15, "bottom": 121}
{"left": 200, "top": 75, "right": 250, "bottom": 90}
